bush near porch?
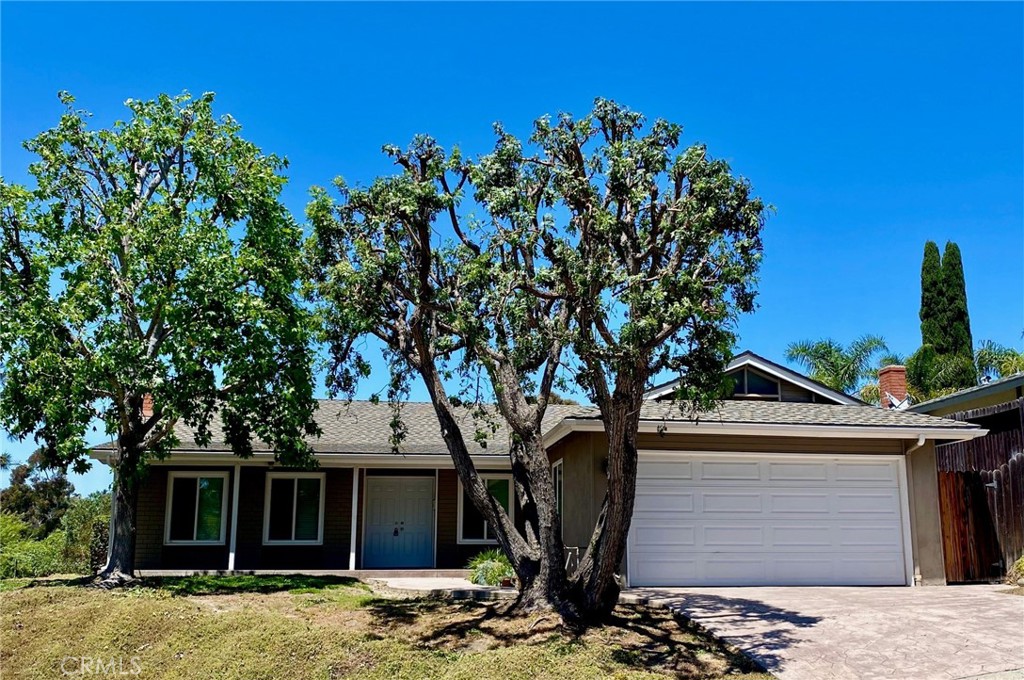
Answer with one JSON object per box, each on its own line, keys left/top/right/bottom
{"left": 0, "top": 576, "right": 769, "bottom": 680}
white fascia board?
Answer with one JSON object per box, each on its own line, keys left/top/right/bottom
{"left": 542, "top": 418, "right": 987, "bottom": 447}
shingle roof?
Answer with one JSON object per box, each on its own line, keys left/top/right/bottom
{"left": 94, "top": 397, "right": 977, "bottom": 459}
{"left": 567, "top": 400, "right": 979, "bottom": 430}
{"left": 154, "top": 401, "right": 583, "bottom": 456}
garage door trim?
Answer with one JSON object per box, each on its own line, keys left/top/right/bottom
{"left": 626, "top": 450, "right": 914, "bottom": 588}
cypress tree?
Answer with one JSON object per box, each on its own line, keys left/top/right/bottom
{"left": 941, "top": 241, "right": 974, "bottom": 358}
{"left": 919, "top": 241, "right": 943, "bottom": 349}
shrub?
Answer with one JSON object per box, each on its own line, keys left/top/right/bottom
{"left": 0, "top": 512, "right": 28, "bottom": 547}
{"left": 467, "top": 548, "right": 515, "bottom": 586}
{"left": 1009, "top": 556, "right": 1024, "bottom": 584}
{"left": 0, "top": 529, "right": 70, "bottom": 578}
{"left": 60, "top": 492, "right": 110, "bottom": 573}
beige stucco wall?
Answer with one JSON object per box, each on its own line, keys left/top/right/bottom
{"left": 549, "top": 430, "right": 948, "bottom": 585}
{"left": 904, "top": 440, "right": 946, "bottom": 584}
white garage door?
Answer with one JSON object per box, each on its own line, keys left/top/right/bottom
{"left": 628, "top": 454, "right": 910, "bottom": 587}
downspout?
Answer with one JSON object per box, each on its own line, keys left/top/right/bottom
{"left": 906, "top": 434, "right": 927, "bottom": 456}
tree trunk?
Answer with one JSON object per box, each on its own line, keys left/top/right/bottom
{"left": 570, "top": 391, "right": 642, "bottom": 617}
{"left": 508, "top": 433, "right": 574, "bottom": 616}
{"left": 99, "top": 444, "right": 141, "bottom": 585}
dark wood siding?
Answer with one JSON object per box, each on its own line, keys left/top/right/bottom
{"left": 135, "top": 466, "right": 235, "bottom": 570}
{"left": 136, "top": 466, "right": 353, "bottom": 571}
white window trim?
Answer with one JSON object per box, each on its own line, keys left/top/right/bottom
{"left": 262, "top": 472, "right": 326, "bottom": 546}
{"left": 457, "top": 474, "right": 514, "bottom": 545}
{"left": 164, "top": 471, "right": 230, "bottom": 546}
{"left": 552, "top": 459, "right": 564, "bottom": 540}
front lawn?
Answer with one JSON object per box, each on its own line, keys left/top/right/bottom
{"left": 0, "top": 576, "right": 767, "bottom": 680}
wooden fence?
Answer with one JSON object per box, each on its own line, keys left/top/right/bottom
{"left": 935, "top": 398, "right": 1024, "bottom": 582}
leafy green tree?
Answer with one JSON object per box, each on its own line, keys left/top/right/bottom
{"left": 308, "top": 99, "right": 766, "bottom": 617}
{"left": 940, "top": 242, "right": 975, "bottom": 362}
{"left": 1, "top": 92, "right": 319, "bottom": 583}
{"left": 906, "top": 345, "right": 978, "bottom": 400}
{"left": 919, "top": 241, "right": 943, "bottom": 349}
{"left": 0, "top": 449, "right": 75, "bottom": 537}
{"left": 784, "top": 335, "right": 890, "bottom": 396}
{"left": 975, "top": 341, "right": 1024, "bottom": 380}
{"left": 908, "top": 240, "right": 977, "bottom": 398}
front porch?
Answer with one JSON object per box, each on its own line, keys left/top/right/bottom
{"left": 133, "top": 462, "right": 515, "bottom": 573}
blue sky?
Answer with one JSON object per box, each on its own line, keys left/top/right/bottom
{"left": 2, "top": 2, "right": 1022, "bottom": 495}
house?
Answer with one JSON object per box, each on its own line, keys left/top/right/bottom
{"left": 92, "top": 351, "right": 985, "bottom": 587}
{"left": 908, "top": 373, "right": 1024, "bottom": 582}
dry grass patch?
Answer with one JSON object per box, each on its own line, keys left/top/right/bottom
{"left": 1, "top": 577, "right": 768, "bottom": 680}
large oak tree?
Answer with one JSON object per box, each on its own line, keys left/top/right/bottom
{"left": 1, "top": 92, "right": 319, "bottom": 582}
{"left": 308, "top": 99, "right": 766, "bottom": 618}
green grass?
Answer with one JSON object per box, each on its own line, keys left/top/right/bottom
{"left": 0, "top": 576, "right": 769, "bottom": 680}
{"left": 139, "top": 574, "right": 364, "bottom": 596}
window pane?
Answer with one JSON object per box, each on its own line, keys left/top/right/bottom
{"left": 553, "top": 466, "right": 563, "bottom": 517}
{"left": 195, "top": 477, "right": 224, "bottom": 541}
{"left": 461, "top": 487, "right": 486, "bottom": 541}
{"left": 169, "top": 478, "right": 198, "bottom": 541}
{"left": 294, "top": 478, "right": 321, "bottom": 541}
{"left": 485, "top": 479, "right": 511, "bottom": 541}
{"left": 728, "top": 370, "right": 746, "bottom": 396}
{"left": 746, "top": 371, "right": 779, "bottom": 395}
{"left": 268, "top": 478, "right": 295, "bottom": 541}
{"left": 487, "top": 479, "right": 510, "bottom": 513}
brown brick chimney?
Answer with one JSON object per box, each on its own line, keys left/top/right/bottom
{"left": 142, "top": 394, "right": 154, "bottom": 418}
{"left": 878, "top": 365, "right": 908, "bottom": 409}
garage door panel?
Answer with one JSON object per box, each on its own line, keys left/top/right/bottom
{"left": 835, "top": 490, "right": 901, "bottom": 514}
{"left": 704, "top": 557, "right": 767, "bottom": 582}
{"left": 701, "top": 491, "right": 762, "bottom": 513}
{"left": 634, "top": 524, "right": 695, "bottom": 547}
{"left": 637, "top": 461, "right": 693, "bottom": 480}
{"left": 769, "top": 492, "right": 831, "bottom": 513}
{"left": 699, "top": 460, "right": 762, "bottom": 481}
{"left": 770, "top": 525, "right": 833, "bottom": 547}
{"left": 634, "top": 490, "right": 694, "bottom": 513}
{"left": 837, "top": 525, "right": 903, "bottom": 548}
{"left": 629, "top": 455, "right": 908, "bottom": 587}
{"left": 703, "top": 525, "right": 764, "bottom": 546}
{"left": 767, "top": 462, "right": 829, "bottom": 482}
{"left": 834, "top": 461, "right": 899, "bottom": 483}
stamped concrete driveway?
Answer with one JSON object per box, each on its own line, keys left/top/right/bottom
{"left": 622, "top": 585, "right": 1024, "bottom": 680}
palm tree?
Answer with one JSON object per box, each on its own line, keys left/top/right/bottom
{"left": 785, "top": 335, "right": 890, "bottom": 396}
{"left": 975, "top": 341, "right": 1024, "bottom": 380}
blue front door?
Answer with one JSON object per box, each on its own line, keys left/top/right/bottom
{"left": 363, "top": 476, "right": 435, "bottom": 568}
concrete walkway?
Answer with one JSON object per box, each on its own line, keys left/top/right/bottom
{"left": 621, "top": 585, "right": 1024, "bottom": 680}
{"left": 372, "top": 576, "right": 516, "bottom": 600}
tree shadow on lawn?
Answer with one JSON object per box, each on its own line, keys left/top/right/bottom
{"left": 361, "top": 596, "right": 770, "bottom": 677}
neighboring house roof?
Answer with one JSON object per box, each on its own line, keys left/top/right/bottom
{"left": 908, "top": 373, "right": 1024, "bottom": 414}
{"left": 643, "top": 350, "right": 864, "bottom": 405}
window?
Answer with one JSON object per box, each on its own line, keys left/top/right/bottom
{"left": 263, "top": 473, "right": 325, "bottom": 545}
{"left": 729, "top": 369, "right": 780, "bottom": 399}
{"left": 552, "top": 460, "right": 564, "bottom": 519}
{"left": 458, "top": 475, "right": 513, "bottom": 544}
{"left": 164, "top": 472, "right": 229, "bottom": 545}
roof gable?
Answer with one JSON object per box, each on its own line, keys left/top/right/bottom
{"left": 644, "top": 350, "right": 863, "bottom": 405}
